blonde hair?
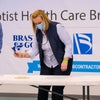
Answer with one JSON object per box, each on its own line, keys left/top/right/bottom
{"left": 31, "top": 9, "right": 50, "bottom": 33}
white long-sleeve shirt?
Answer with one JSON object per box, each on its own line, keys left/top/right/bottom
{"left": 27, "top": 24, "right": 72, "bottom": 68}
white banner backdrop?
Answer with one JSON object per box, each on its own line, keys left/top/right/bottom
{"left": 0, "top": 0, "right": 100, "bottom": 74}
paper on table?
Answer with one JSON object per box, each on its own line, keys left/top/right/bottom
{"left": 3, "top": 75, "right": 30, "bottom": 79}
{"left": 15, "top": 76, "right": 30, "bottom": 79}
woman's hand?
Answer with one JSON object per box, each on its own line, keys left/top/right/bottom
{"left": 61, "top": 62, "right": 68, "bottom": 71}
{"left": 61, "top": 58, "right": 69, "bottom": 71}
{"left": 14, "top": 51, "right": 23, "bottom": 58}
{"left": 14, "top": 51, "right": 30, "bottom": 58}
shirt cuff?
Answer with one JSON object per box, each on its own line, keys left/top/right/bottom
{"left": 64, "top": 52, "right": 72, "bottom": 58}
{"left": 27, "top": 49, "right": 35, "bottom": 59}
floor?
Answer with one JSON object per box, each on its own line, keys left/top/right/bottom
{"left": 0, "top": 98, "right": 71, "bottom": 100}
{"left": 0, "top": 98, "right": 33, "bottom": 100}
{"left": 0, "top": 94, "right": 100, "bottom": 100}
{"left": 0, "top": 97, "right": 100, "bottom": 100}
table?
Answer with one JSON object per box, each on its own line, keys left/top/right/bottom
{"left": 0, "top": 75, "right": 100, "bottom": 100}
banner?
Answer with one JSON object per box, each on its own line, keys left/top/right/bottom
{"left": 0, "top": 0, "right": 100, "bottom": 74}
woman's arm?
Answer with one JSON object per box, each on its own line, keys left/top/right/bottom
{"left": 56, "top": 24, "right": 72, "bottom": 71}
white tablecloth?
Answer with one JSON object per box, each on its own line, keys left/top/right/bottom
{"left": 0, "top": 75, "right": 100, "bottom": 86}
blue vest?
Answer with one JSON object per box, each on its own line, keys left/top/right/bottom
{"left": 36, "top": 21, "right": 65, "bottom": 66}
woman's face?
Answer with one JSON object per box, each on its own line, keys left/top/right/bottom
{"left": 32, "top": 15, "right": 45, "bottom": 31}
{"left": 32, "top": 15, "right": 44, "bottom": 25}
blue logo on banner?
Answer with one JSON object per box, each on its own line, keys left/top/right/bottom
{"left": 73, "top": 33, "right": 92, "bottom": 54}
{"left": 27, "top": 61, "right": 40, "bottom": 73}
{"left": 72, "top": 61, "right": 100, "bottom": 72}
{"left": 0, "top": 23, "right": 3, "bottom": 53}
{"left": 27, "top": 60, "right": 100, "bottom": 73}
{"left": 12, "top": 35, "right": 33, "bottom": 51}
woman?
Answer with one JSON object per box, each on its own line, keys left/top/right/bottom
{"left": 14, "top": 9, "right": 73, "bottom": 100}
